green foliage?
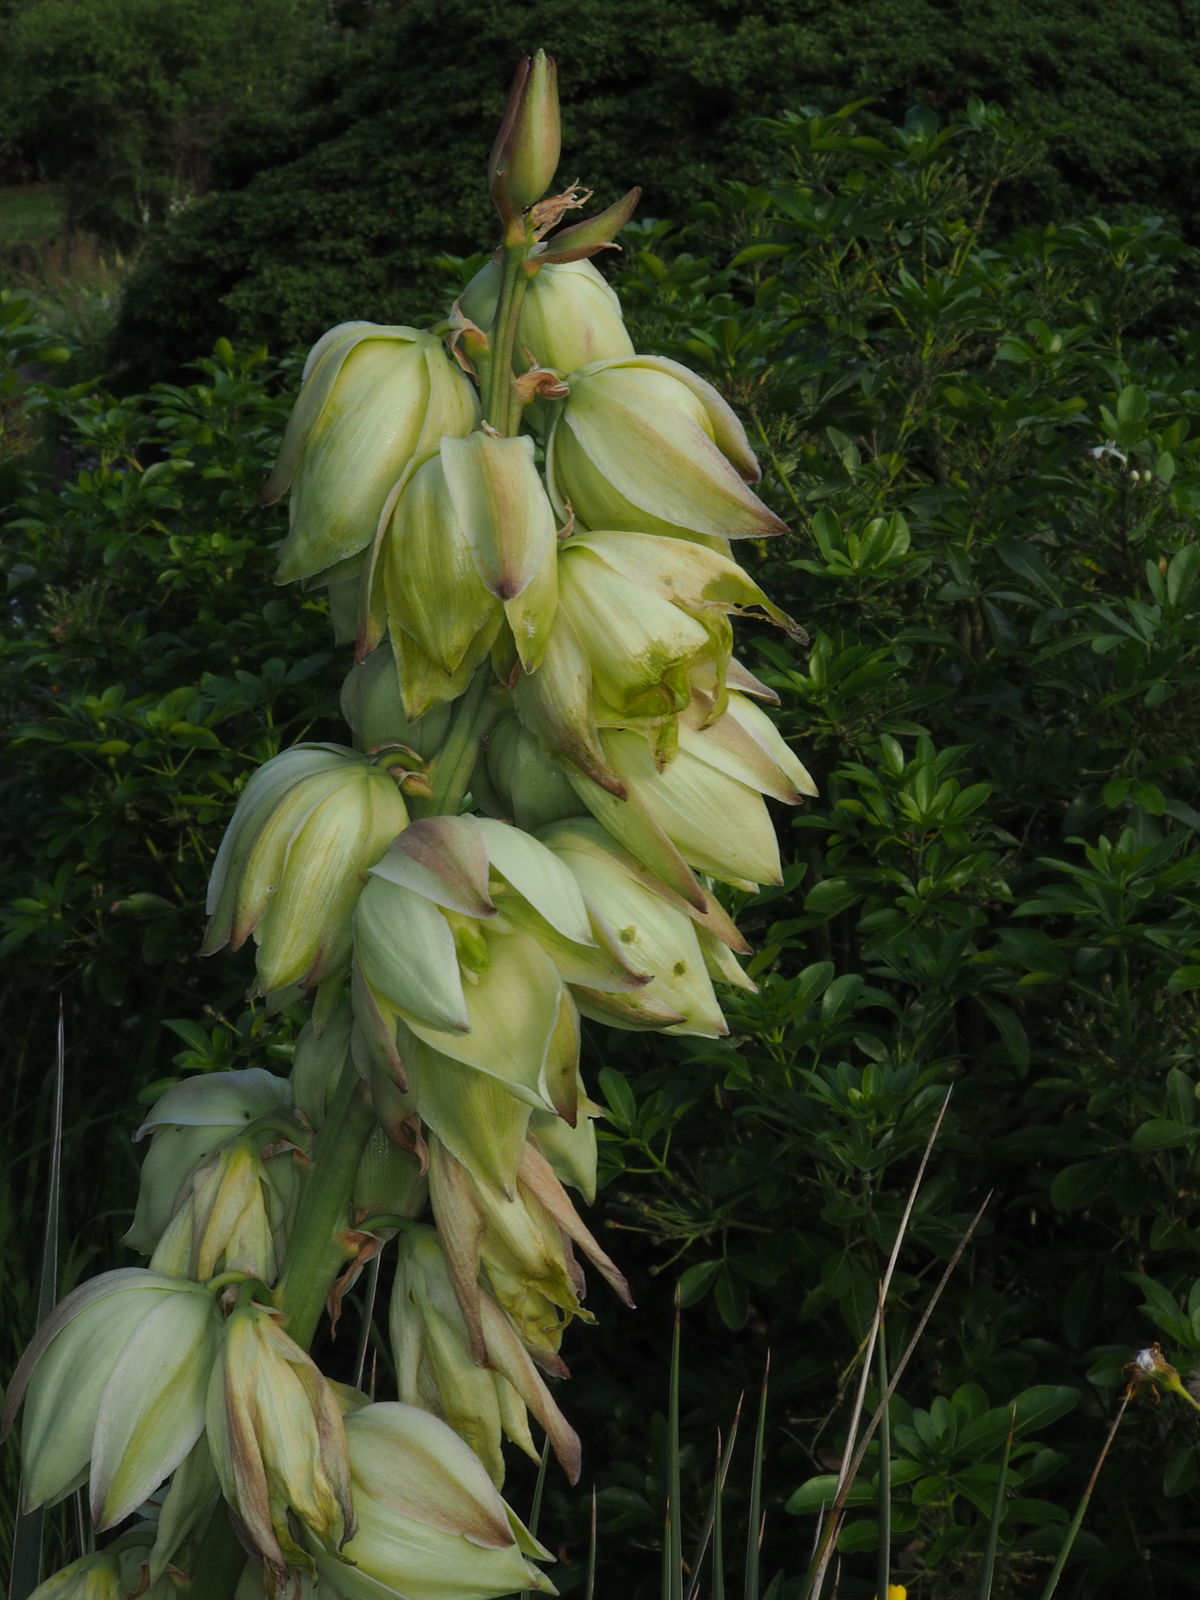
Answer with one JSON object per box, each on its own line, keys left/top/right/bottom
{"left": 0, "top": 0, "right": 326, "bottom": 242}
{"left": 568, "top": 101, "right": 1200, "bottom": 1599}
{"left": 110, "top": 0, "right": 1200, "bottom": 383}
{"left": 0, "top": 333, "right": 342, "bottom": 1551}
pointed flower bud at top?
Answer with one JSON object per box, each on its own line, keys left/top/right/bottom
{"left": 488, "top": 52, "right": 560, "bottom": 221}
{"left": 313, "top": 1402, "right": 555, "bottom": 1600}
{"left": 1, "top": 1269, "right": 221, "bottom": 1530}
{"left": 206, "top": 1303, "right": 354, "bottom": 1580}
{"left": 460, "top": 259, "right": 634, "bottom": 376}
{"left": 264, "top": 325, "right": 480, "bottom": 586}
{"left": 545, "top": 355, "right": 788, "bottom": 545}
{"left": 202, "top": 743, "right": 409, "bottom": 997}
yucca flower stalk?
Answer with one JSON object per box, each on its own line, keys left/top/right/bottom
{"left": 5, "top": 49, "right": 812, "bottom": 1600}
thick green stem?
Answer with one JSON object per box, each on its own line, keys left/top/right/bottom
{"left": 407, "top": 667, "right": 503, "bottom": 821}
{"left": 482, "top": 221, "right": 534, "bottom": 436}
{"left": 274, "top": 1057, "right": 377, "bottom": 1349}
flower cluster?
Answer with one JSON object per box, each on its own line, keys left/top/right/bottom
{"left": 4, "top": 51, "right": 812, "bottom": 1600}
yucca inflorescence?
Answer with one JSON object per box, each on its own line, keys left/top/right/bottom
{"left": 3, "top": 52, "right": 813, "bottom": 1600}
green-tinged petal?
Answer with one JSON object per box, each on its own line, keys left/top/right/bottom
{"left": 91, "top": 1288, "right": 219, "bottom": 1528}
{"left": 531, "top": 1099, "right": 599, "bottom": 1204}
{"left": 147, "top": 1438, "right": 220, "bottom": 1582}
{"left": 387, "top": 615, "right": 500, "bottom": 722}
{"left": 133, "top": 1069, "right": 290, "bottom": 1140}
{"left": 203, "top": 746, "right": 356, "bottom": 953}
{"left": 368, "top": 815, "right": 493, "bottom": 917}
{"left": 355, "top": 877, "right": 469, "bottom": 1035}
{"left": 476, "top": 817, "right": 593, "bottom": 944}
{"left": 557, "top": 543, "right": 712, "bottom": 718}
{"left": 401, "top": 1036, "right": 531, "bottom": 1196}
{"left": 511, "top": 611, "right": 627, "bottom": 795}
{"left": 482, "top": 715, "right": 579, "bottom": 830}
{"left": 382, "top": 453, "right": 499, "bottom": 675}
{"left": 273, "top": 329, "right": 480, "bottom": 584}
{"left": 564, "top": 764, "right": 707, "bottom": 908}
{"left": 699, "top": 926, "right": 757, "bottom": 993}
{"left": 344, "top": 1402, "right": 514, "bottom": 1543}
{"left": 441, "top": 433, "right": 557, "bottom": 603}
{"left": 5, "top": 1271, "right": 186, "bottom": 1511}
{"left": 400, "top": 930, "right": 564, "bottom": 1109}
{"left": 546, "top": 359, "right": 786, "bottom": 542}
{"left": 570, "top": 528, "right": 803, "bottom": 638}
{"left": 502, "top": 533, "right": 558, "bottom": 672}
{"left": 253, "top": 763, "right": 409, "bottom": 993}
{"left": 550, "top": 845, "right": 727, "bottom": 1036}
{"left": 599, "top": 728, "right": 782, "bottom": 889}
{"left": 261, "top": 322, "right": 376, "bottom": 504}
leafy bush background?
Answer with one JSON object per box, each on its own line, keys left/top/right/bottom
{"left": 105, "top": 0, "right": 1200, "bottom": 383}
{"left": 4, "top": 40, "right": 1200, "bottom": 1600}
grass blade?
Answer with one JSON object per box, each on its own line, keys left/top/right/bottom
{"left": 804, "top": 1185, "right": 991, "bottom": 1599}
{"left": 8, "top": 1000, "right": 67, "bottom": 1600}
{"left": 685, "top": 1399, "right": 743, "bottom": 1600}
{"left": 874, "top": 1312, "right": 891, "bottom": 1600}
{"left": 1037, "top": 1388, "right": 1131, "bottom": 1600}
{"left": 352, "top": 1249, "right": 383, "bottom": 1392}
{"left": 585, "top": 1487, "right": 598, "bottom": 1600}
{"left": 665, "top": 1292, "right": 684, "bottom": 1600}
{"left": 977, "top": 1403, "right": 1016, "bottom": 1600}
{"left": 744, "top": 1355, "right": 769, "bottom": 1600}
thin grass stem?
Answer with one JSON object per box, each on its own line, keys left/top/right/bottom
{"left": 1037, "top": 1389, "right": 1131, "bottom": 1600}
{"left": 977, "top": 1403, "right": 1016, "bottom": 1600}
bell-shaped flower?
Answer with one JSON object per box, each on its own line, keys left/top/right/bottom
{"left": 202, "top": 743, "right": 410, "bottom": 996}
{"left": 544, "top": 355, "right": 787, "bottom": 545}
{"left": 514, "top": 529, "right": 805, "bottom": 787}
{"left": 540, "top": 817, "right": 752, "bottom": 1036}
{"left": 565, "top": 690, "right": 817, "bottom": 899}
{"left": 264, "top": 324, "right": 480, "bottom": 585}
{"left": 353, "top": 815, "right": 646, "bottom": 1187}
{"left": 429, "top": 1138, "right": 631, "bottom": 1367}
{"left": 311, "top": 1401, "right": 555, "bottom": 1600}
{"left": 391, "top": 1225, "right": 581, "bottom": 1486}
{"left": 362, "top": 432, "right": 559, "bottom": 719}
{"left": 460, "top": 258, "right": 634, "bottom": 376}
{"left": 124, "top": 1069, "right": 291, "bottom": 1254}
{"left": 1, "top": 1269, "right": 221, "bottom": 1529}
{"left": 206, "top": 1302, "right": 354, "bottom": 1581}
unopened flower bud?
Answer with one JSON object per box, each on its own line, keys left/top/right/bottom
{"left": 488, "top": 51, "right": 561, "bottom": 221}
{"left": 202, "top": 744, "right": 409, "bottom": 996}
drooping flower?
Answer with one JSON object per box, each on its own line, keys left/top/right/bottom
{"left": 312, "top": 1402, "right": 555, "bottom": 1600}
{"left": 460, "top": 258, "right": 634, "bottom": 376}
{"left": 205, "top": 1302, "right": 354, "bottom": 1581}
{"left": 353, "top": 814, "right": 645, "bottom": 1190}
{"left": 391, "top": 1225, "right": 580, "bottom": 1485}
{"left": 1, "top": 1270, "right": 220, "bottom": 1530}
{"left": 202, "top": 744, "right": 410, "bottom": 997}
{"left": 544, "top": 355, "right": 787, "bottom": 545}
{"left": 264, "top": 324, "right": 480, "bottom": 585}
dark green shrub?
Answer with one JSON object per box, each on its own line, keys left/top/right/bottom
{"left": 110, "top": 0, "right": 1200, "bottom": 383}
